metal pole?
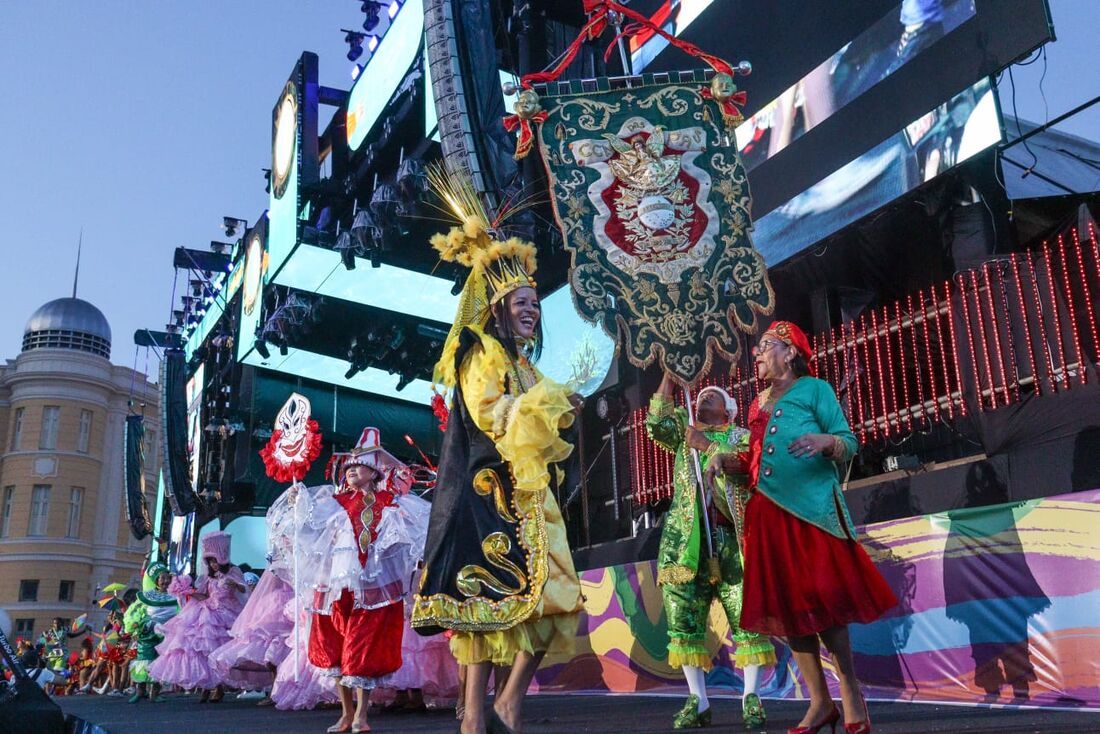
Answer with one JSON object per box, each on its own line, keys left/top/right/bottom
{"left": 682, "top": 386, "right": 715, "bottom": 559}
{"left": 577, "top": 419, "right": 591, "bottom": 547}
{"left": 292, "top": 482, "right": 301, "bottom": 681}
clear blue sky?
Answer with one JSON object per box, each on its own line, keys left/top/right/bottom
{"left": 0, "top": 1, "right": 1096, "bottom": 363}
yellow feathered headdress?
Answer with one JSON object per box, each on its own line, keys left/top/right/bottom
{"left": 427, "top": 163, "right": 539, "bottom": 387}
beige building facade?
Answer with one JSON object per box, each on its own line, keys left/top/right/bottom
{"left": 0, "top": 297, "right": 159, "bottom": 643}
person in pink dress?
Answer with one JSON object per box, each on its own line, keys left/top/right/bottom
{"left": 147, "top": 531, "right": 247, "bottom": 702}
{"left": 209, "top": 497, "right": 300, "bottom": 698}
{"left": 270, "top": 597, "right": 338, "bottom": 711}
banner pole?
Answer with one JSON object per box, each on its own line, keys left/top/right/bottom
{"left": 682, "top": 386, "right": 716, "bottom": 561}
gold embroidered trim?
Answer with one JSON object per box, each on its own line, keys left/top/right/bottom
{"left": 656, "top": 565, "right": 697, "bottom": 586}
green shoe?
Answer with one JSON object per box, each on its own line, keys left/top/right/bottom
{"left": 127, "top": 693, "right": 142, "bottom": 704}
{"left": 742, "top": 693, "right": 766, "bottom": 729}
{"left": 672, "top": 695, "right": 712, "bottom": 729}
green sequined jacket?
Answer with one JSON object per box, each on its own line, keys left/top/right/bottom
{"left": 646, "top": 395, "right": 749, "bottom": 586}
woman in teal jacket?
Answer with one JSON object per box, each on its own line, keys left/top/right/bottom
{"left": 709, "top": 321, "right": 895, "bottom": 734}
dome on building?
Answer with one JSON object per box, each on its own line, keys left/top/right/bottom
{"left": 22, "top": 297, "right": 112, "bottom": 359}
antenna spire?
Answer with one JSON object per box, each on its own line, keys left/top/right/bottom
{"left": 73, "top": 229, "right": 82, "bottom": 298}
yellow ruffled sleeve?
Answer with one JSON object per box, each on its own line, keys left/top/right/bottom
{"left": 459, "top": 335, "right": 575, "bottom": 492}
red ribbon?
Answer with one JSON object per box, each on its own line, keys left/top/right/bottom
{"left": 503, "top": 110, "right": 549, "bottom": 160}
{"left": 521, "top": 0, "right": 735, "bottom": 90}
{"left": 700, "top": 87, "right": 748, "bottom": 127}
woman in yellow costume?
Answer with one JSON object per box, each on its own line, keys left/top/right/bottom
{"left": 412, "top": 167, "right": 583, "bottom": 734}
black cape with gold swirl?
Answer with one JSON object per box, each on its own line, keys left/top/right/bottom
{"left": 413, "top": 328, "right": 561, "bottom": 636}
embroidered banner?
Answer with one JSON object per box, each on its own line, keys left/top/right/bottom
{"left": 532, "top": 75, "right": 774, "bottom": 386}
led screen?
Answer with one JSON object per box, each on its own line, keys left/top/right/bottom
{"left": 267, "top": 54, "right": 319, "bottom": 284}
{"left": 629, "top": 0, "right": 716, "bottom": 72}
{"left": 734, "top": 0, "right": 976, "bottom": 171}
{"left": 168, "top": 513, "right": 194, "bottom": 575}
{"left": 348, "top": 0, "right": 425, "bottom": 151}
{"left": 185, "top": 363, "right": 205, "bottom": 496}
{"left": 272, "top": 243, "right": 456, "bottom": 324}
{"left": 236, "top": 216, "right": 270, "bottom": 361}
{"left": 627, "top": 0, "right": 1051, "bottom": 230}
{"left": 753, "top": 77, "right": 1000, "bottom": 266}
{"left": 243, "top": 347, "right": 434, "bottom": 406}
{"left": 537, "top": 285, "right": 616, "bottom": 397}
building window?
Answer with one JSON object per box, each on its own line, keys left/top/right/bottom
{"left": 39, "top": 406, "right": 60, "bottom": 450}
{"left": 18, "top": 579, "right": 38, "bottom": 602}
{"left": 28, "top": 485, "right": 50, "bottom": 536}
{"left": 67, "top": 487, "right": 83, "bottom": 538}
{"left": 77, "top": 410, "right": 93, "bottom": 453}
{"left": 11, "top": 407, "right": 24, "bottom": 450}
{"left": 1, "top": 486, "right": 13, "bottom": 537}
{"left": 15, "top": 618, "right": 34, "bottom": 637}
{"left": 59, "top": 580, "right": 75, "bottom": 603}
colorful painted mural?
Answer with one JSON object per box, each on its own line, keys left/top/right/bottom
{"left": 533, "top": 488, "right": 1100, "bottom": 708}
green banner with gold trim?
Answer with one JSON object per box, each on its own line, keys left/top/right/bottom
{"left": 531, "top": 75, "right": 774, "bottom": 386}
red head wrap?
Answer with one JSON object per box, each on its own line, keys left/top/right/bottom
{"left": 762, "top": 321, "right": 817, "bottom": 377}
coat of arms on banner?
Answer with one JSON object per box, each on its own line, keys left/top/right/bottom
{"left": 531, "top": 77, "right": 774, "bottom": 386}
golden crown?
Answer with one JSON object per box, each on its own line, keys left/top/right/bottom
{"left": 425, "top": 162, "right": 542, "bottom": 385}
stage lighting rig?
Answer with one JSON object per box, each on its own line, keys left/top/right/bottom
{"left": 255, "top": 337, "right": 271, "bottom": 360}
{"left": 370, "top": 182, "right": 400, "bottom": 230}
{"left": 343, "top": 29, "right": 366, "bottom": 62}
{"left": 360, "top": 0, "right": 387, "bottom": 31}
{"left": 222, "top": 217, "right": 247, "bottom": 239}
{"left": 396, "top": 370, "right": 415, "bottom": 392}
{"left": 209, "top": 240, "right": 232, "bottom": 255}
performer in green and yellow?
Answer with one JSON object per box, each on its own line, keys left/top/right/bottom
{"left": 123, "top": 562, "right": 179, "bottom": 703}
{"left": 413, "top": 165, "right": 584, "bottom": 734}
{"left": 648, "top": 371, "right": 776, "bottom": 730}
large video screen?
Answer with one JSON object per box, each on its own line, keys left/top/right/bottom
{"left": 627, "top": 0, "right": 1051, "bottom": 262}
{"left": 753, "top": 77, "right": 1001, "bottom": 266}
{"left": 734, "top": 0, "right": 977, "bottom": 172}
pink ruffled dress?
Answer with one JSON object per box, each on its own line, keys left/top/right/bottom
{"left": 148, "top": 568, "right": 247, "bottom": 689}
{"left": 387, "top": 597, "right": 460, "bottom": 705}
{"left": 271, "top": 597, "right": 338, "bottom": 710}
{"left": 209, "top": 570, "right": 294, "bottom": 690}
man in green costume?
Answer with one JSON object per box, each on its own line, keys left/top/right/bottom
{"left": 648, "top": 372, "right": 776, "bottom": 730}
{"left": 123, "top": 562, "right": 179, "bottom": 703}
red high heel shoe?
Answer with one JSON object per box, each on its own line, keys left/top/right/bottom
{"left": 844, "top": 692, "right": 872, "bottom": 734}
{"left": 787, "top": 705, "right": 840, "bottom": 734}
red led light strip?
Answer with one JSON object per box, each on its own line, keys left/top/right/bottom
{"left": 917, "top": 290, "right": 939, "bottom": 422}
{"left": 1057, "top": 234, "right": 1087, "bottom": 385}
{"left": 894, "top": 301, "right": 912, "bottom": 430}
{"left": 977, "top": 266, "right": 1007, "bottom": 406}
{"left": 1074, "top": 226, "right": 1100, "bottom": 368}
{"left": 1010, "top": 253, "right": 1041, "bottom": 396}
{"left": 941, "top": 281, "right": 966, "bottom": 417}
{"left": 1026, "top": 248, "right": 1059, "bottom": 393}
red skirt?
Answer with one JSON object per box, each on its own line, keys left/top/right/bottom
{"left": 741, "top": 493, "right": 897, "bottom": 637}
{"left": 308, "top": 590, "right": 404, "bottom": 683}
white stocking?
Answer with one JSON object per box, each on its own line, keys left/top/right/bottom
{"left": 681, "top": 665, "right": 709, "bottom": 712}
{"left": 742, "top": 663, "right": 761, "bottom": 699}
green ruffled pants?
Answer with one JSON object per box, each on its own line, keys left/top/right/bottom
{"left": 662, "top": 526, "right": 776, "bottom": 670}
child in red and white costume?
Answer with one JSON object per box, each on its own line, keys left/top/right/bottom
{"left": 289, "top": 427, "right": 429, "bottom": 733}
